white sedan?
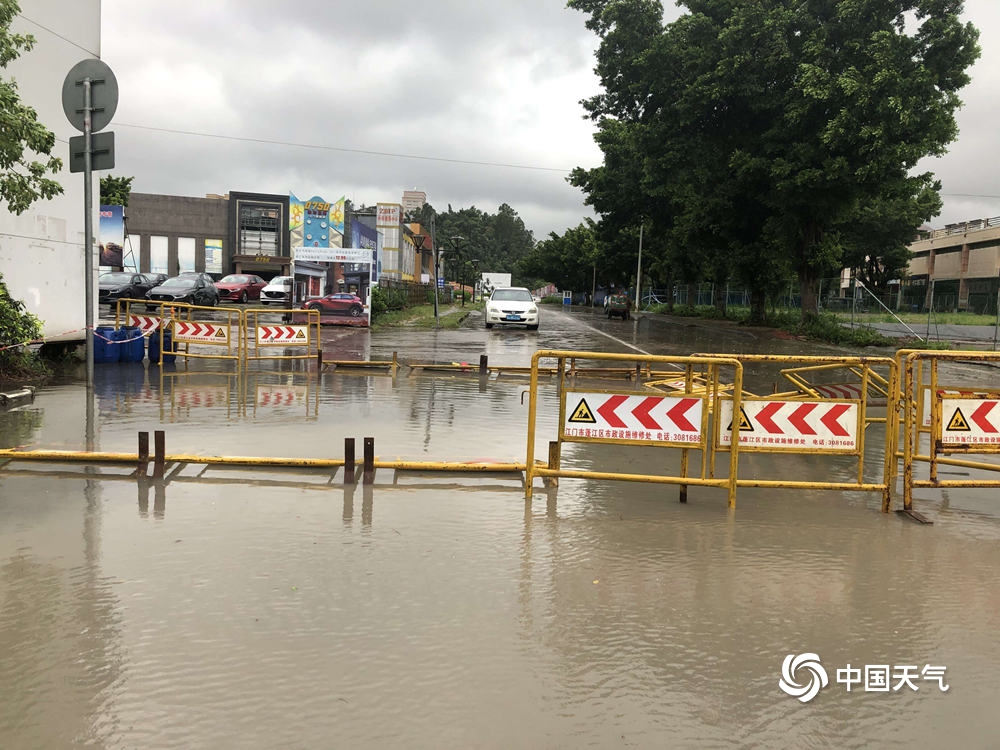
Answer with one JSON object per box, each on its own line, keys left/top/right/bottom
{"left": 485, "top": 287, "right": 539, "bottom": 330}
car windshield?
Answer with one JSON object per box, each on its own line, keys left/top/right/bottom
{"left": 100, "top": 273, "right": 133, "bottom": 283}
{"left": 268, "top": 277, "right": 292, "bottom": 286}
{"left": 159, "top": 277, "right": 193, "bottom": 288}
{"left": 220, "top": 275, "right": 248, "bottom": 283}
{"left": 492, "top": 289, "right": 532, "bottom": 302}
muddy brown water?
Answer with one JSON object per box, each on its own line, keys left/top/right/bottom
{"left": 2, "top": 307, "right": 999, "bottom": 748}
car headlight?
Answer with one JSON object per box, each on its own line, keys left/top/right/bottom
{"left": 528, "top": 306, "right": 538, "bottom": 314}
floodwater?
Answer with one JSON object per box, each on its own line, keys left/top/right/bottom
{"left": 2, "top": 306, "right": 999, "bottom": 749}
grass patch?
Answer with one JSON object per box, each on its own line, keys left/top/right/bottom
{"left": 655, "top": 304, "right": 898, "bottom": 347}
{"left": 843, "top": 311, "right": 998, "bottom": 326}
{"left": 372, "top": 303, "right": 479, "bottom": 330}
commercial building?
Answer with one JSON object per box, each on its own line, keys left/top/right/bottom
{"left": 907, "top": 217, "right": 1000, "bottom": 313}
{"left": 121, "top": 191, "right": 423, "bottom": 301}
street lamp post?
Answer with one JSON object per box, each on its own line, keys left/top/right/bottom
{"left": 414, "top": 233, "right": 434, "bottom": 327}
{"left": 450, "top": 235, "right": 466, "bottom": 306}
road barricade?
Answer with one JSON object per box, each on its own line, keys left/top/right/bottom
{"left": 699, "top": 354, "right": 898, "bottom": 511}
{"left": 115, "top": 299, "right": 242, "bottom": 363}
{"left": 244, "top": 308, "right": 321, "bottom": 363}
{"left": 526, "top": 351, "right": 900, "bottom": 511}
{"left": 525, "top": 350, "right": 745, "bottom": 506}
{"left": 898, "top": 350, "right": 1000, "bottom": 513}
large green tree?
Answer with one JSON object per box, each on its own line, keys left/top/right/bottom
{"left": 520, "top": 221, "right": 601, "bottom": 293}
{"left": 0, "top": 0, "right": 62, "bottom": 214}
{"left": 569, "top": 0, "right": 980, "bottom": 320}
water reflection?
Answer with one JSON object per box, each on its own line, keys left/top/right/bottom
{"left": 4, "top": 309, "right": 1000, "bottom": 747}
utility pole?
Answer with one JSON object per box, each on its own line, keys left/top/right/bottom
{"left": 635, "top": 223, "right": 643, "bottom": 312}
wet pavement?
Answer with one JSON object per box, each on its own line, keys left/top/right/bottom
{"left": 2, "top": 305, "right": 999, "bottom": 748}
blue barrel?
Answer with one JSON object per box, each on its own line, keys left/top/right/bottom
{"left": 94, "top": 326, "right": 119, "bottom": 363}
{"left": 118, "top": 326, "right": 146, "bottom": 363}
{"left": 148, "top": 329, "right": 176, "bottom": 365}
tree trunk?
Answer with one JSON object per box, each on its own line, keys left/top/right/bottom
{"left": 713, "top": 281, "right": 726, "bottom": 316}
{"left": 799, "top": 267, "right": 820, "bottom": 321}
{"left": 748, "top": 288, "right": 767, "bottom": 325}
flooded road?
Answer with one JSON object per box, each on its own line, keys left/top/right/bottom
{"left": 2, "top": 306, "right": 999, "bottom": 748}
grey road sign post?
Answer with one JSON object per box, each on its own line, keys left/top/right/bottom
{"left": 62, "top": 59, "right": 118, "bottom": 420}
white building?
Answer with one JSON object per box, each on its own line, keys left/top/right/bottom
{"left": 1, "top": 0, "right": 102, "bottom": 342}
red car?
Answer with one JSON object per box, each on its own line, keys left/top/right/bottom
{"left": 305, "top": 292, "right": 365, "bottom": 317}
{"left": 215, "top": 273, "right": 267, "bottom": 303}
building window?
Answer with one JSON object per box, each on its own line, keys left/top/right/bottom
{"left": 150, "top": 235, "right": 169, "bottom": 274}
{"left": 238, "top": 203, "right": 280, "bottom": 256}
{"left": 178, "top": 237, "right": 196, "bottom": 272}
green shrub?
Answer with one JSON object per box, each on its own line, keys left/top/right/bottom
{"left": 0, "top": 272, "right": 50, "bottom": 381}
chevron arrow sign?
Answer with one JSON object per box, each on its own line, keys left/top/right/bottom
{"left": 256, "top": 325, "right": 309, "bottom": 346}
{"left": 172, "top": 321, "right": 228, "bottom": 344}
{"left": 562, "top": 391, "right": 704, "bottom": 444}
{"left": 127, "top": 314, "right": 160, "bottom": 333}
{"left": 718, "top": 399, "right": 859, "bottom": 451}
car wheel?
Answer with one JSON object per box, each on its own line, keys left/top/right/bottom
{"left": 527, "top": 324, "right": 539, "bottom": 331}
{"left": 240, "top": 291, "right": 248, "bottom": 303}
{"left": 485, "top": 322, "right": 493, "bottom": 329}
{"left": 349, "top": 305, "right": 362, "bottom": 317}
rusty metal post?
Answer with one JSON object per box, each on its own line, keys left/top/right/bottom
{"left": 545, "top": 440, "right": 560, "bottom": 488}
{"left": 153, "top": 430, "right": 165, "bottom": 479}
{"left": 137, "top": 431, "right": 149, "bottom": 476}
{"left": 679, "top": 448, "right": 689, "bottom": 503}
{"left": 344, "top": 437, "right": 356, "bottom": 484}
{"left": 479, "top": 354, "right": 488, "bottom": 377}
{"left": 363, "top": 437, "right": 375, "bottom": 484}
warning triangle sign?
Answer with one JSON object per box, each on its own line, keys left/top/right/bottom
{"left": 214, "top": 328, "right": 226, "bottom": 338}
{"left": 727, "top": 406, "right": 754, "bottom": 432}
{"left": 568, "top": 398, "right": 596, "bottom": 423}
{"left": 947, "top": 408, "right": 971, "bottom": 431}
{"left": 296, "top": 329, "right": 306, "bottom": 339}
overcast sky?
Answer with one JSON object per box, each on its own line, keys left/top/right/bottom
{"left": 97, "top": 0, "right": 1000, "bottom": 240}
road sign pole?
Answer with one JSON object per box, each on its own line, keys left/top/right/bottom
{"left": 83, "top": 77, "right": 95, "bottom": 450}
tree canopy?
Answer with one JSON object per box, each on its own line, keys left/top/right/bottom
{"left": 100, "top": 175, "right": 133, "bottom": 206}
{"left": 405, "top": 202, "right": 537, "bottom": 285}
{"left": 0, "top": 0, "right": 63, "bottom": 214}
{"left": 566, "top": 0, "right": 980, "bottom": 319}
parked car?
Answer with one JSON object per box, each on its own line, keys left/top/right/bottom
{"left": 484, "top": 286, "right": 539, "bottom": 330}
{"left": 141, "top": 272, "right": 168, "bottom": 288}
{"left": 304, "top": 292, "right": 365, "bottom": 317}
{"left": 215, "top": 273, "right": 267, "bottom": 303}
{"left": 98, "top": 271, "right": 153, "bottom": 305}
{"left": 178, "top": 271, "right": 218, "bottom": 285}
{"left": 145, "top": 274, "right": 220, "bottom": 309}
{"left": 260, "top": 275, "right": 293, "bottom": 305}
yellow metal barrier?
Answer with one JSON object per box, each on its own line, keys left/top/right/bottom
{"left": 899, "top": 349, "right": 1000, "bottom": 513}
{"left": 696, "top": 353, "right": 899, "bottom": 511}
{"left": 525, "top": 350, "right": 745, "bottom": 507}
{"left": 524, "top": 352, "right": 903, "bottom": 511}
{"left": 244, "top": 307, "right": 321, "bottom": 363}
{"left": 114, "top": 299, "right": 242, "bottom": 362}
